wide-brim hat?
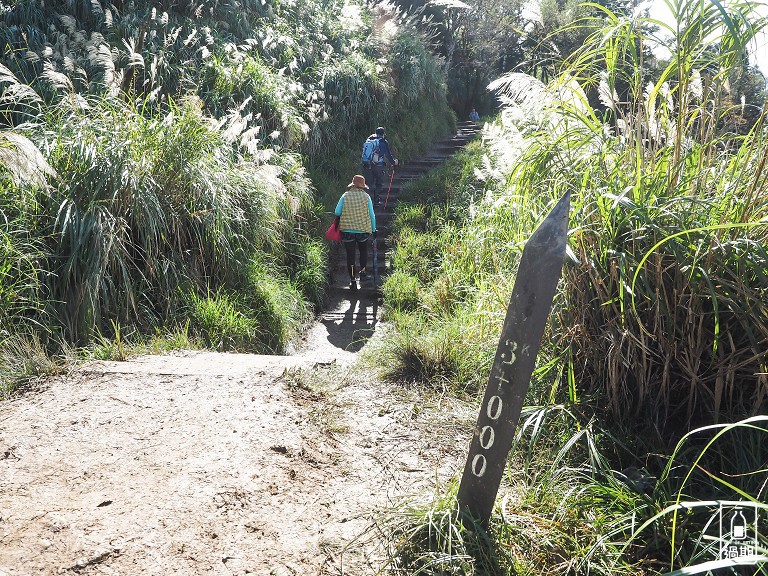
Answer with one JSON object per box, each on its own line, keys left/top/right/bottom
{"left": 348, "top": 174, "right": 368, "bottom": 189}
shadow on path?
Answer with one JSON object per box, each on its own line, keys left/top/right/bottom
{"left": 320, "top": 281, "right": 379, "bottom": 353}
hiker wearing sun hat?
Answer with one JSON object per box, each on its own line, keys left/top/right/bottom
{"left": 333, "top": 174, "right": 377, "bottom": 290}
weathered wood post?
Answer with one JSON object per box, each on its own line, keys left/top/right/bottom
{"left": 457, "top": 191, "right": 570, "bottom": 526}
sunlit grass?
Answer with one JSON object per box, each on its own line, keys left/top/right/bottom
{"left": 0, "top": 0, "right": 454, "bottom": 359}
{"left": 376, "top": 0, "right": 768, "bottom": 573}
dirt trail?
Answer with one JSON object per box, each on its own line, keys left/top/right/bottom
{"left": 0, "top": 346, "right": 473, "bottom": 576}
{"left": 0, "top": 124, "right": 480, "bottom": 576}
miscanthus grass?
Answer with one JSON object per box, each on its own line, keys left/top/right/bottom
{"left": 374, "top": 0, "right": 768, "bottom": 573}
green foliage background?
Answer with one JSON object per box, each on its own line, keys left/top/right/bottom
{"left": 3, "top": 0, "right": 768, "bottom": 572}
{"left": 0, "top": 0, "right": 454, "bottom": 367}
{"left": 374, "top": 1, "right": 768, "bottom": 573}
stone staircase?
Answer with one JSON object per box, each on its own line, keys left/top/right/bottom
{"left": 326, "top": 120, "right": 481, "bottom": 298}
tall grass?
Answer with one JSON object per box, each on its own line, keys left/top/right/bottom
{"left": 495, "top": 412, "right": 768, "bottom": 575}
{"left": 379, "top": 483, "right": 516, "bottom": 576}
{"left": 381, "top": 0, "right": 768, "bottom": 429}
{"left": 0, "top": 0, "right": 460, "bottom": 380}
{"left": 376, "top": 0, "right": 768, "bottom": 573}
{"left": 0, "top": 133, "right": 51, "bottom": 338}
{"left": 201, "top": 51, "right": 310, "bottom": 149}
{"left": 0, "top": 0, "right": 455, "bottom": 201}
{"left": 0, "top": 333, "right": 64, "bottom": 399}
{"left": 3, "top": 92, "right": 325, "bottom": 363}
{"left": 33, "top": 95, "right": 300, "bottom": 342}
{"left": 0, "top": 199, "right": 46, "bottom": 339}
{"left": 519, "top": 0, "right": 768, "bottom": 432}
{"left": 375, "top": 409, "right": 768, "bottom": 575}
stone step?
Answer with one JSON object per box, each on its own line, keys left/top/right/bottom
{"left": 432, "top": 141, "right": 465, "bottom": 150}
{"left": 398, "top": 160, "right": 445, "bottom": 171}
{"left": 437, "top": 134, "right": 472, "bottom": 142}
{"left": 390, "top": 175, "right": 421, "bottom": 183}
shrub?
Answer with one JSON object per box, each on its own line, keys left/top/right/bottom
{"left": 382, "top": 270, "right": 422, "bottom": 312}
{"left": 243, "top": 260, "right": 311, "bottom": 353}
{"left": 185, "top": 290, "right": 260, "bottom": 352}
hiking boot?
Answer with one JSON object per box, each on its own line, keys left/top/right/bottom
{"left": 349, "top": 280, "right": 358, "bottom": 291}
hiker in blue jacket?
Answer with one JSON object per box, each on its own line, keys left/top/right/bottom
{"left": 361, "top": 126, "right": 398, "bottom": 205}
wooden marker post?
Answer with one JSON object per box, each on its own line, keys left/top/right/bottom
{"left": 457, "top": 192, "right": 570, "bottom": 526}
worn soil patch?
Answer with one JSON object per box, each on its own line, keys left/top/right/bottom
{"left": 0, "top": 317, "right": 473, "bottom": 576}
{"left": 1, "top": 124, "right": 483, "bottom": 575}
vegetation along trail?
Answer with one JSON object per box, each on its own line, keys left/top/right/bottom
{"left": 0, "top": 124, "right": 480, "bottom": 576}
{"left": 4, "top": 0, "right": 768, "bottom": 572}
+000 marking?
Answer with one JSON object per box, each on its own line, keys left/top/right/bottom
{"left": 470, "top": 341, "right": 517, "bottom": 478}
{"left": 471, "top": 397, "right": 502, "bottom": 478}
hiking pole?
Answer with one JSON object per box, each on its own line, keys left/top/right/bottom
{"left": 372, "top": 231, "right": 378, "bottom": 286}
{"left": 383, "top": 167, "right": 395, "bottom": 210}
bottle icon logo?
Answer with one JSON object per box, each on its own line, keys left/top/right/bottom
{"left": 731, "top": 508, "right": 748, "bottom": 540}
{"left": 713, "top": 502, "right": 761, "bottom": 561}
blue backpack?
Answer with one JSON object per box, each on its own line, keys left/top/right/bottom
{"left": 361, "top": 137, "right": 381, "bottom": 165}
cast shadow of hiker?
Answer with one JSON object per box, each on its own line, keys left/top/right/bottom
{"left": 323, "top": 290, "right": 379, "bottom": 353}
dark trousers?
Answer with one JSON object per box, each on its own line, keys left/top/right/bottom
{"left": 363, "top": 163, "right": 386, "bottom": 203}
{"left": 343, "top": 237, "right": 368, "bottom": 280}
